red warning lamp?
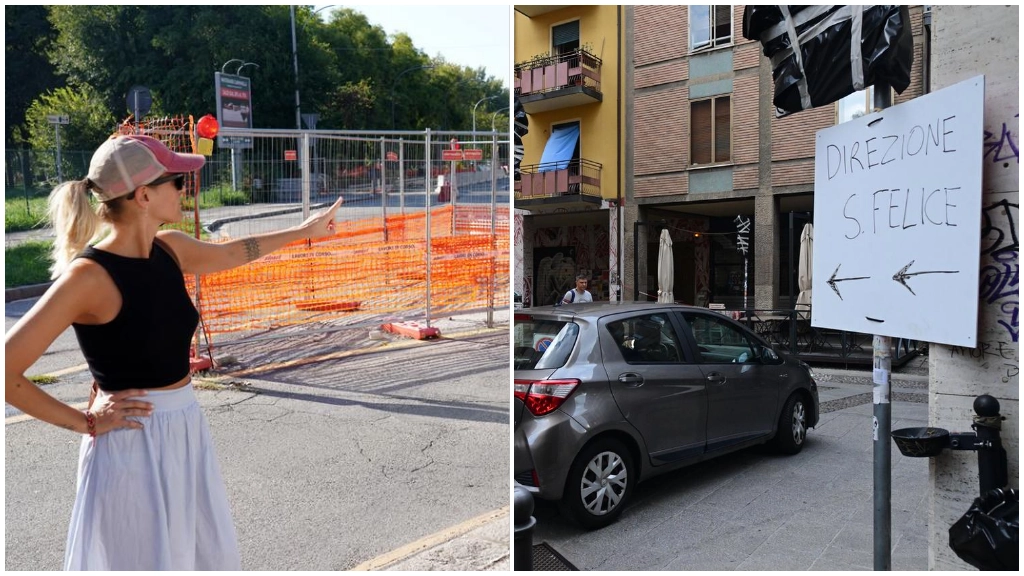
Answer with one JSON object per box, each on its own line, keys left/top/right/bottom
{"left": 197, "top": 114, "right": 219, "bottom": 139}
{"left": 196, "top": 115, "right": 219, "bottom": 155}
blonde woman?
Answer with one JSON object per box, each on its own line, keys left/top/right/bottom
{"left": 5, "top": 134, "right": 342, "bottom": 570}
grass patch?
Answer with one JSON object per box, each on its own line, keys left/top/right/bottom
{"left": 28, "top": 375, "right": 59, "bottom": 385}
{"left": 7, "top": 185, "right": 250, "bottom": 233}
{"left": 5, "top": 196, "right": 50, "bottom": 232}
{"left": 5, "top": 240, "right": 54, "bottom": 288}
{"left": 183, "top": 185, "right": 250, "bottom": 210}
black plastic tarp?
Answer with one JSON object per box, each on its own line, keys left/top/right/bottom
{"left": 742, "top": 5, "right": 913, "bottom": 117}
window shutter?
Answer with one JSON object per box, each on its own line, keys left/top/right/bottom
{"left": 552, "top": 21, "right": 579, "bottom": 48}
{"left": 714, "top": 5, "right": 732, "bottom": 43}
{"left": 714, "top": 97, "right": 731, "bottom": 162}
{"left": 691, "top": 100, "right": 713, "bottom": 165}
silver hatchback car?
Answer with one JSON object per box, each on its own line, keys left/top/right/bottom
{"left": 513, "top": 302, "right": 819, "bottom": 529}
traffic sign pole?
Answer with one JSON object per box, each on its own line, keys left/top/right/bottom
{"left": 872, "top": 82, "right": 893, "bottom": 572}
{"left": 54, "top": 123, "right": 63, "bottom": 182}
{"left": 47, "top": 114, "right": 69, "bottom": 182}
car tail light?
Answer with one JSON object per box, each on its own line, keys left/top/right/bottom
{"left": 514, "top": 379, "right": 580, "bottom": 416}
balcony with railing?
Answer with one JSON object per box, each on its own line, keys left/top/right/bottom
{"left": 514, "top": 48, "right": 602, "bottom": 114}
{"left": 514, "top": 158, "right": 602, "bottom": 209}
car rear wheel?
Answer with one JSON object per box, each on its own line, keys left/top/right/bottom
{"left": 773, "top": 393, "right": 808, "bottom": 455}
{"left": 561, "top": 438, "right": 634, "bottom": 530}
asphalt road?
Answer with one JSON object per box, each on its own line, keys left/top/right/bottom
{"left": 5, "top": 323, "right": 510, "bottom": 570}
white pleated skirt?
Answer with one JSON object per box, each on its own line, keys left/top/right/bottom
{"left": 63, "top": 382, "right": 240, "bottom": 570}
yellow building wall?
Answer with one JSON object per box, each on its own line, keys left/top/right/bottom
{"left": 514, "top": 5, "right": 622, "bottom": 200}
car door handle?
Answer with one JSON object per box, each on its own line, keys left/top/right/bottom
{"left": 618, "top": 373, "right": 644, "bottom": 387}
{"left": 705, "top": 372, "right": 726, "bottom": 385}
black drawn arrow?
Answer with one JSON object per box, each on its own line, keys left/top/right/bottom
{"left": 827, "top": 263, "right": 871, "bottom": 301}
{"left": 892, "top": 260, "right": 960, "bottom": 295}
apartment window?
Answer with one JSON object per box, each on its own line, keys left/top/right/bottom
{"left": 691, "top": 96, "right": 731, "bottom": 165}
{"left": 552, "top": 20, "right": 580, "bottom": 56}
{"left": 690, "top": 5, "right": 732, "bottom": 51}
{"left": 836, "top": 86, "right": 897, "bottom": 124}
{"left": 836, "top": 87, "right": 874, "bottom": 124}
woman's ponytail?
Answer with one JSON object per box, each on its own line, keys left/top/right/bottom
{"left": 47, "top": 179, "right": 101, "bottom": 279}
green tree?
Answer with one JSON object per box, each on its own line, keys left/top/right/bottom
{"left": 5, "top": 5, "right": 64, "bottom": 145}
{"left": 25, "top": 85, "right": 117, "bottom": 182}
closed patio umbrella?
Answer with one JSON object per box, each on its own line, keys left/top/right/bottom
{"left": 796, "top": 223, "right": 813, "bottom": 319}
{"left": 657, "top": 229, "right": 674, "bottom": 303}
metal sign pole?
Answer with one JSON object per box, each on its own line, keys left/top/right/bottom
{"left": 301, "top": 133, "right": 311, "bottom": 219}
{"left": 398, "top": 137, "right": 405, "bottom": 215}
{"left": 380, "top": 136, "right": 387, "bottom": 242}
{"left": 487, "top": 130, "right": 498, "bottom": 328}
{"left": 872, "top": 82, "right": 893, "bottom": 572}
{"left": 424, "top": 129, "right": 433, "bottom": 327}
{"left": 54, "top": 124, "right": 63, "bottom": 182}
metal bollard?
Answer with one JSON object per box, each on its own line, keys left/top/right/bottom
{"left": 971, "top": 395, "right": 1008, "bottom": 495}
{"left": 892, "top": 394, "right": 1009, "bottom": 497}
{"left": 513, "top": 485, "right": 535, "bottom": 571}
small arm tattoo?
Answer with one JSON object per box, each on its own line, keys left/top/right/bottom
{"left": 243, "top": 238, "right": 261, "bottom": 262}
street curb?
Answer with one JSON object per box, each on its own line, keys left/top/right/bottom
{"left": 5, "top": 282, "right": 52, "bottom": 303}
{"left": 813, "top": 366, "right": 929, "bottom": 383}
{"left": 204, "top": 202, "right": 332, "bottom": 232}
{"left": 351, "top": 507, "right": 509, "bottom": 571}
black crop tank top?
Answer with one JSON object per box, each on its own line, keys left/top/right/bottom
{"left": 71, "top": 240, "right": 199, "bottom": 391}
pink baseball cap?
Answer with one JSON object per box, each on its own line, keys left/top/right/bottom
{"left": 86, "top": 135, "right": 205, "bottom": 201}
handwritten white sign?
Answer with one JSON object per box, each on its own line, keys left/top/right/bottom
{"left": 812, "top": 76, "right": 985, "bottom": 347}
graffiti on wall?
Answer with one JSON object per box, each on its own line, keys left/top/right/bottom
{"left": 534, "top": 248, "right": 577, "bottom": 306}
{"left": 514, "top": 212, "right": 526, "bottom": 305}
{"left": 609, "top": 206, "right": 620, "bottom": 301}
{"left": 983, "top": 114, "right": 1019, "bottom": 164}
{"left": 980, "top": 199, "right": 1019, "bottom": 342}
{"left": 533, "top": 224, "right": 611, "bottom": 302}
{"left": 949, "top": 340, "right": 1019, "bottom": 383}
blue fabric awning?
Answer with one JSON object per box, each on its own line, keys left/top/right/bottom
{"left": 538, "top": 124, "right": 579, "bottom": 172}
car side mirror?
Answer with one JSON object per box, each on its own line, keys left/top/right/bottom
{"left": 761, "top": 347, "right": 782, "bottom": 364}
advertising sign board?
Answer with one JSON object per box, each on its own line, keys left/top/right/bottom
{"left": 215, "top": 72, "right": 254, "bottom": 149}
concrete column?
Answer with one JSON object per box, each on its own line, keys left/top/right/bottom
{"left": 929, "top": 5, "right": 1019, "bottom": 570}
{"left": 623, "top": 6, "right": 639, "bottom": 302}
{"left": 755, "top": 43, "right": 778, "bottom": 310}
{"left": 753, "top": 195, "right": 778, "bottom": 309}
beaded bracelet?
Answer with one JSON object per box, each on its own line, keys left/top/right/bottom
{"left": 83, "top": 410, "right": 97, "bottom": 438}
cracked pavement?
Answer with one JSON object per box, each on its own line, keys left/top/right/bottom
{"left": 5, "top": 325, "right": 510, "bottom": 570}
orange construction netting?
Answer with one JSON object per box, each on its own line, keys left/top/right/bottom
{"left": 126, "top": 116, "right": 509, "bottom": 340}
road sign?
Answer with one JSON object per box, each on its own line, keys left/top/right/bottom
{"left": 441, "top": 150, "right": 464, "bottom": 161}
{"left": 463, "top": 149, "right": 484, "bottom": 161}
{"left": 386, "top": 151, "right": 399, "bottom": 161}
{"left": 46, "top": 114, "right": 70, "bottom": 125}
{"left": 126, "top": 85, "right": 152, "bottom": 118}
{"left": 812, "top": 76, "right": 984, "bottom": 347}
{"left": 284, "top": 150, "right": 297, "bottom": 161}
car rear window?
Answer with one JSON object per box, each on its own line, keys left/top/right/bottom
{"left": 513, "top": 317, "right": 579, "bottom": 370}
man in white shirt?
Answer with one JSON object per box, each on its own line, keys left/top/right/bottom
{"left": 561, "top": 275, "right": 593, "bottom": 304}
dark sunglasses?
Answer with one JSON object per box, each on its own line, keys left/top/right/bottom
{"left": 148, "top": 173, "right": 186, "bottom": 190}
